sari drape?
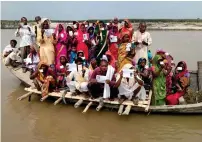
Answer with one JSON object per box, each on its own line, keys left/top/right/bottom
{"left": 117, "top": 43, "right": 133, "bottom": 72}
{"left": 166, "top": 61, "right": 190, "bottom": 105}
{"left": 76, "top": 29, "right": 89, "bottom": 60}
{"left": 54, "top": 24, "right": 67, "bottom": 65}
{"left": 151, "top": 54, "right": 166, "bottom": 106}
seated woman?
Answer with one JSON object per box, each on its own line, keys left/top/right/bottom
{"left": 66, "top": 57, "right": 89, "bottom": 95}
{"left": 25, "top": 47, "right": 40, "bottom": 73}
{"left": 30, "top": 62, "right": 56, "bottom": 97}
{"left": 137, "top": 58, "right": 152, "bottom": 90}
{"left": 115, "top": 64, "right": 146, "bottom": 104}
{"left": 88, "top": 58, "right": 118, "bottom": 100}
{"left": 166, "top": 61, "right": 190, "bottom": 105}
{"left": 117, "top": 33, "right": 135, "bottom": 72}
{"left": 3, "top": 39, "right": 21, "bottom": 67}
{"left": 56, "top": 55, "right": 69, "bottom": 89}
{"left": 151, "top": 54, "right": 169, "bottom": 106}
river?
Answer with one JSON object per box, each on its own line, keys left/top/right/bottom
{"left": 1, "top": 29, "right": 202, "bottom": 142}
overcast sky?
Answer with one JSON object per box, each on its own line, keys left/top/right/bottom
{"left": 1, "top": 1, "right": 202, "bottom": 20}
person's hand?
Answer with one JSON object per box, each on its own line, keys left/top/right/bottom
{"left": 27, "top": 27, "right": 31, "bottom": 32}
{"left": 41, "top": 29, "right": 45, "bottom": 34}
{"left": 135, "top": 42, "right": 140, "bottom": 45}
{"left": 178, "top": 87, "right": 183, "bottom": 92}
{"left": 18, "top": 24, "right": 22, "bottom": 29}
{"left": 82, "top": 68, "right": 86, "bottom": 73}
{"left": 142, "top": 41, "right": 148, "bottom": 46}
{"left": 105, "top": 80, "right": 110, "bottom": 84}
{"left": 91, "top": 79, "right": 97, "bottom": 84}
{"left": 120, "top": 71, "right": 123, "bottom": 77}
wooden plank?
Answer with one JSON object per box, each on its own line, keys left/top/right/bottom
{"left": 118, "top": 105, "right": 124, "bottom": 115}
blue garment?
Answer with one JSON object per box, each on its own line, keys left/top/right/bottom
{"left": 70, "top": 51, "right": 77, "bottom": 63}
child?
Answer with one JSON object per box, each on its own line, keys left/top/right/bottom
{"left": 56, "top": 55, "right": 69, "bottom": 88}
{"left": 77, "top": 51, "right": 88, "bottom": 67}
{"left": 69, "top": 46, "right": 77, "bottom": 63}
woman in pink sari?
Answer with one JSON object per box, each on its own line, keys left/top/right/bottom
{"left": 75, "top": 23, "right": 89, "bottom": 60}
{"left": 54, "top": 24, "right": 67, "bottom": 65}
{"left": 108, "top": 26, "right": 119, "bottom": 60}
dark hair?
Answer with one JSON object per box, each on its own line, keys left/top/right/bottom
{"left": 75, "top": 57, "right": 83, "bottom": 64}
{"left": 77, "top": 51, "right": 84, "bottom": 57}
{"left": 10, "top": 39, "right": 17, "bottom": 46}
{"left": 21, "top": 17, "right": 27, "bottom": 21}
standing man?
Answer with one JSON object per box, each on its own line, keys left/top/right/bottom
{"left": 33, "top": 16, "right": 42, "bottom": 51}
{"left": 15, "top": 17, "right": 35, "bottom": 72}
{"left": 132, "top": 22, "right": 152, "bottom": 64}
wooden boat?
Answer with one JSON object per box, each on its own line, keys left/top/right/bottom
{"left": 4, "top": 64, "right": 202, "bottom": 114}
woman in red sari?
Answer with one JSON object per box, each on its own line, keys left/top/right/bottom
{"left": 119, "top": 19, "right": 134, "bottom": 41}
{"left": 166, "top": 61, "right": 190, "bottom": 105}
{"left": 75, "top": 23, "right": 89, "bottom": 60}
{"left": 54, "top": 24, "right": 67, "bottom": 66}
{"left": 108, "top": 26, "right": 119, "bottom": 60}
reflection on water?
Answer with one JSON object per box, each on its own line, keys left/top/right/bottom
{"left": 1, "top": 29, "right": 202, "bottom": 142}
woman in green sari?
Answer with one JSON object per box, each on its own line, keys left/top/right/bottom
{"left": 151, "top": 54, "right": 168, "bottom": 105}
{"left": 95, "top": 21, "right": 109, "bottom": 64}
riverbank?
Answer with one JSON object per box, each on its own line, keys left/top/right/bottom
{"left": 1, "top": 20, "right": 202, "bottom": 30}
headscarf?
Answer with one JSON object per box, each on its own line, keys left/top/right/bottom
{"left": 87, "top": 26, "right": 95, "bottom": 39}
{"left": 41, "top": 18, "right": 51, "bottom": 25}
{"left": 152, "top": 54, "right": 163, "bottom": 72}
{"left": 37, "top": 61, "right": 49, "bottom": 82}
{"left": 105, "top": 50, "right": 115, "bottom": 68}
{"left": 175, "top": 61, "right": 189, "bottom": 80}
{"left": 54, "top": 24, "right": 67, "bottom": 41}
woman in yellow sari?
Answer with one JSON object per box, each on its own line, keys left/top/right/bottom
{"left": 39, "top": 18, "right": 56, "bottom": 65}
{"left": 30, "top": 61, "right": 56, "bottom": 97}
{"left": 117, "top": 34, "right": 135, "bottom": 72}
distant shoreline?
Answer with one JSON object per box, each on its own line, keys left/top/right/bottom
{"left": 1, "top": 20, "right": 202, "bottom": 30}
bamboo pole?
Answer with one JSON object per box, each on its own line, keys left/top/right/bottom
{"left": 96, "top": 103, "right": 104, "bottom": 111}
{"left": 40, "top": 95, "right": 49, "bottom": 102}
{"left": 198, "top": 61, "right": 202, "bottom": 91}
{"left": 74, "top": 99, "right": 83, "bottom": 108}
{"left": 145, "top": 90, "right": 152, "bottom": 112}
{"left": 122, "top": 105, "right": 132, "bottom": 115}
{"left": 118, "top": 105, "right": 124, "bottom": 115}
{"left": 54, "top": 98, "right": 63, "bottom": 105}
{"left": 82, "top": 102, "right": 93, "bottom": 113}
{"left": 17, "top": 92, "right": 32, "bottom": 101}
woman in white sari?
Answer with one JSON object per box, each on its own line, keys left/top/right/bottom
{"left": 115, "top": 63, "right": 147, "bottom": 104}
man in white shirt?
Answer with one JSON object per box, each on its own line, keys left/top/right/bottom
{"left": 15, "top": 17, "right": 35, "bottom": 72}
{"left": 24, "top": 47, "right": 40, "bottom": 73}
{"left": 132, "top": 22, "right": 152, "bottom": 64}
{"left": 3, "top": 40, "right": 21, "bottom": 67}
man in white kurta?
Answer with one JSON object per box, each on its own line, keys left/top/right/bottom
{"left": 132, "top": 22, "right": 152, "bottom": 64}
{"left": 15, "top": 17, "right": 35, "bottom": 63}
{"left": 3, "top": 40, "right": 21, "bottom": 66}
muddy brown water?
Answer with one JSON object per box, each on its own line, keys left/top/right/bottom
{"left": 1, "top": 29, "right": 202, "bottom": 142}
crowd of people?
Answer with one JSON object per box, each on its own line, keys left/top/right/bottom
{"left": 2, "top": 16, "right": 190, "bottom": 106}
